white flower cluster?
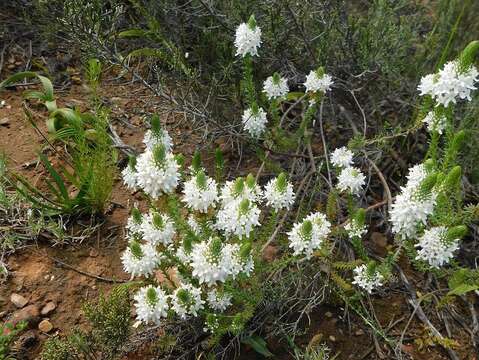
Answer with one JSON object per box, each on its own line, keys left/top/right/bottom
{"left": 415, "top": 226, "right": 459, "bottom": 268}
{"left": 330, "top": 147, "right": 365, "bottom": 195}
{"left": 330, "top": 147, "right": 354, "bottom": 168}
{"left": 140, "top": 212, "right": 175, "bottom": 246}
{"left": 171, "top": 283, "right": 205, "bottom": 319}
{"left": 263, "top": 74, "right": 289, "bottom": 100}
{"left": 242, "top": 107, "right": 268, "bottom": 138}
{"left": 121, "top": 242, "right": 160, "bottom": 278}
{"left": 121, "top": 164, "right": 138, "bottom": 190}
{"left": 422, "top": 111, "right": 447, "bottom": 134}
{"left": 390, "top": 164, "right": 436, "bottom": 239}
{"left": 344, "top": 219, "right": 368, "bottom": 239}
{"left": 262, "top": 174, "right": 295, "bottom": 211}
{"left": 143, "top": 128, "right": 173, "bottom": 152}
{"left": 207, "top": 288, "right": 232, "bottom": 311}
{"left": 216, "top": 199, "right": 261, "bottom": 239}
{"left": 234, "top": 20, "right": 261, "bottom": 57}
{"left": 288, "top": 212, "right": 331, "bottom": 258}
{"left": 134, "top": 285, "right": 169, "bottom": 325}
{"left": 352, "top": 264, "right": 384, "bottom": 294}
{"left": 418, "top": 61, "right": 478, "bottom": 107}
{"left": 304, "top": 69, "right": 333, "bottom": 94}
{"left": 135, "top": 149, "right": 180, "bottom": 199}
{"left": 182, "top": 171, "right": 218, "bottom": 213}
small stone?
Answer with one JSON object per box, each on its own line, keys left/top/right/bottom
{"left": 0, "top": 118, "right": 9, "bottom": 126}
{"left": 325, "top": 311, "right": 333, "bottom": 318}
{"left": 40, "top": 302, "right": 56, "bottom": 316}
{"left": 10, "top": 293, "right": 28, "bottom": 308}
{"left": 355, "top": 329, "right": 365, "bottom": 336}
{"left": 329, "top": 335, "right": 336, "bottom": 342}
{"left": 38, "top": 319, "right": 53, "bottom": 333}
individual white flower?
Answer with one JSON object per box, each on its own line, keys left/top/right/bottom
{"left": 304, "top": 69, "right": 333, "bottom": 93}
{"left": 182, "top": 171, "right": 218, "bottom": 212}
{"left": 143, "top": 129, "right": 173, "bottom": 152}
{"left": 207, "top": 289, "right": 232, "bottom": 312}
{"left": 234, "top": 17, "right": 262, "bottom": 57}
{"left": 263, "top": 73, "right": 289, "bottom": 100}
{"left": 418, "top": 61, "right": 479, "bottom": 107}
{"left": 330, "top": 147, "right": 354, "bottom": 168}
{"left": 352, "top": 264, "right": 384, "bottom": 294}
{"left": 263, "top": 173, "right": 295, "bottom": 211}
{"left": 288, "top": 212, "right": 331, "bottom": 258}
{"left": 415, "top": 226, "right": 459, "bottom": 268}
{"left": 242, "top": 106, "right": 268, "bottom": 138}
{"left": 220, "top": 176, "right": 262, "bottom": 205}
{"left": 121, "top": 242, "right": 160, "bottom": 277}
{"left": 140, "top": 212, "right": 175, "bottom": 246}
{"left": 344, "top": 219, "right": 367, "bottom": 239}
{"left": 122, "top": 158, "right": 138, "bottom": 190}
{"left": 422, "top": 111, "right": 446, "bottom": 134}
{"left": 134, "top": 285, "right": 169, "bottom": 325}
{"left": 171, "top": 283, "right": 204, "bottom": 319}
{"left": 216, "top": 199, "right": 261, "bottom": 239}
{"left": 190, "top": 238, "right": 243, "bottom": 285}
{"left": 135, "top": 146, "right": 180, "bottom": 198}
{"left": 337, "top": 166, "right": 366, "bottom": 195}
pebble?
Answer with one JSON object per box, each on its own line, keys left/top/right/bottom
{"left": 0, "top": 118, "right": 9, "bottom": 126}
{"left": 10, "top": 293, "right": 28, "bottom": 308}
{"left": 38, "top": 319, "right": 53, "bottom": 333}
{"left": 40, "top": 302, "right": 57, "bottom": 316}
{"left": 325, "top": 311, "right": 333, "bottom": 318}
{"left": 329, "top": 335, "right": 336, "bottom": 342}
{"left": 355, "top": 329, "right": 365, "bottom": 336}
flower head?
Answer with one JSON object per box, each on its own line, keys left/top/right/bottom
{"left": 263, "top": 73, "right": 289, "bottom": 100}
{"left": 344, "top": 219, "right": 368, "bottom": 239}
{"left": 418, "top": 61, "right": 478, "bottom": 107}
{"left": 140, "top": 211, "right": 175, "bottom": 246}
{"left": 304, "top": 69, "right": 333, "bottom": 93}
{"left": 234, "top": 16, "right": 262, "bottom": 57}
{"left": 352, "top": 264, "right": 384, "bottom": 294}
{"left": 126, "top": 207, "right": 143, "bottom": 235}
{"left": 182, "top": 170, "right": 218, "bottom": 212}
{"left": 242, "top": 106, "right": 268, "bottom": 138}
{"left": 135, "top": 145, "right": 180, "bottom": 198}
{"left": 171, "top": 283, "right": 204, "bottom": 319}
{"left": 330, "top": 147, "right": 354, "bottom": 168}
{"left": 134, "top": 285, "right": 169, "bottom": 325}
{"left": 121, "top": 241, "right": 160, "bottom": 277}
{"left": 337, "top": 166, "right": 366, "bottom": 195}
{"left": 220, "top": 175, "right": 262, "bottom": 205}
{"left": 263, "top": 173, "right": 295, "bottom": 211}
{"left": 216, "top": 198, "right": 261, "bottom": 239}
{"left": 143, "top": 129, "right": 173, "bottom": 152}
{"left": 415, "top": 226, "right": 459, "bottom": 268}
{"left": 288, "top": 212, "right": 331, "bottom": 258}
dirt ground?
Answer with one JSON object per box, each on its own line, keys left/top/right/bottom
{"left": 0, "top": 80, "right": 476, "bottom": 360}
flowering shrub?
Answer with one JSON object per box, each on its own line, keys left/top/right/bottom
{"left": 116, "top": 14, "right": 478, "bottom": 356}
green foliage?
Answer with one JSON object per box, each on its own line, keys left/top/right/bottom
{"left": 0, "top": 321, "right": 27, "bottom": 360}
{"left": 40, "top": 286, "right": 131, "bottom": 360}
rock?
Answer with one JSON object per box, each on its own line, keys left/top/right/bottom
{"left": 355, "top": 329, "right": 365, "bottom": 336}
{"left": 0, "top": 118, "right": 9, "bottom": 126}
{"left": 38, "top": 319, "right": 53, "bottom": 333}
{"left": 10, "top": 293, "right": 28, "bottom": 308}
{"left": 325, "top": 311, "right": 333, "bottom": 318}
{"left": 262, "top": 245, "right": 278, "bottom": 262}
{"left": 328, "top": 335, "right": 336, "bottom": 342}
{"left": 40, "top": 302, "right": 56, "bottom": 316}
{"left": 10, "top": 304, "right": 40, "bottom": 328}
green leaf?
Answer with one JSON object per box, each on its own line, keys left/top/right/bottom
{"left": 241, "top": 335, "right": 273, "bottom": 357}
{"left": 38, "top": 153, "right": 69, "bottom": 201}
{"left": 286, "top": 92, "right": 304, "bottom": 101}
{"left": 447, "top": 284, "right": 479, "bottom": 296}
{"left": 118, "top": 29, "right": 150, "bottom": 38}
